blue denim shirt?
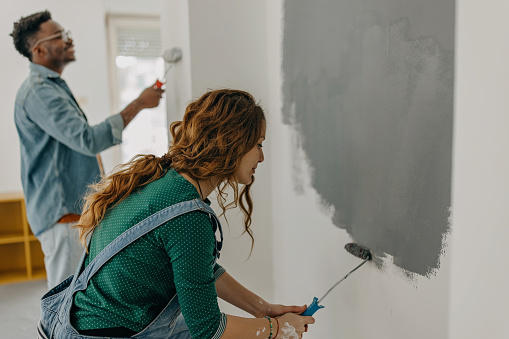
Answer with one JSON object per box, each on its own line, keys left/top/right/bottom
{"left": 14, "top": 63, "right": 124, "bottom": 236}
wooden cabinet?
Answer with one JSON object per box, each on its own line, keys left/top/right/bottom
{"left": 0, "top": 192, "right": 46, "bottom": 284}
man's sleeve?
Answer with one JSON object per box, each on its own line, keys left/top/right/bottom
{"left": 25, "top": 82, "right": 123, "bottom": 156}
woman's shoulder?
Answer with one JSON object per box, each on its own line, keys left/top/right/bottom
{"left": 103, "top": 169, "right": 200, "bottom": 225}
{"left": 156, "top": 209, "right": 216, "bottom": 253}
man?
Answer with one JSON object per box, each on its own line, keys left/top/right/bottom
{"left": 11, "top": 10, "right": 164, "bottom": 289}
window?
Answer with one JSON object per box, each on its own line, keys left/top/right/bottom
{"left": 106, "top": 15, "right": 167, "bottom": 163}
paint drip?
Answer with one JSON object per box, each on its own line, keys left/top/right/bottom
{"left": 281, "top": 322, "right": 299, "bottom": 339}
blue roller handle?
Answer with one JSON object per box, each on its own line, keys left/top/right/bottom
{"left": 301, "top": 297, "right": 324, "bottom": 316}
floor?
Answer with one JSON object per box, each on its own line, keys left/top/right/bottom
{"left": 0, "top": 279, "right": 48, "bottom": 338}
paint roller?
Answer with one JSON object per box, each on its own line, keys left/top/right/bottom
{"left": 155, "top": 47, "right": 183, "bottom": 89}
{"left": 301, "top": 243, "right": 373, "bottom": 316}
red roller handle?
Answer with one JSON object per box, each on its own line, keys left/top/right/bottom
{"left": 155, "top": 79, "right": 164, "bottom": 89}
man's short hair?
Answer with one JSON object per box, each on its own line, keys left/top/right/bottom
{"left": 10, "top": 10, "right": 52, "bottom": 61}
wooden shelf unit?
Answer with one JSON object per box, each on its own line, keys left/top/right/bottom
{"left": 0, "top": 192, "right": 46, "bottom": 284}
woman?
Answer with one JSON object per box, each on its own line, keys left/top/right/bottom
{"left": 38, "top": 89, "right": 314, "bottom": 339}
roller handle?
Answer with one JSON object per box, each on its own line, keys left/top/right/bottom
{"left": 155, "top": 79, "right": 164, "bottom": 89}
{"left": 301, "top": 297, "right": 324, "bottom": 316}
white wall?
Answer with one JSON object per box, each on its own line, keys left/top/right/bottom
{"left": 449, "top": 1, "right": 509, "bottom": 338}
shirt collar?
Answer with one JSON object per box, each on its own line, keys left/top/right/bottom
{"left": 29, "top": 62, "right": 61, "bottom": 79}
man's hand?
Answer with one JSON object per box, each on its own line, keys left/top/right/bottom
{"left": 136, "top": 82, "right": 165, "bottom": 109}
{"left": 120, "top": 82, "right": 165, "bottom": 127}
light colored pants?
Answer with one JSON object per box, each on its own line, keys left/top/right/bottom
{"left": 38, "top": 222, "right": 84, "bottom": 290}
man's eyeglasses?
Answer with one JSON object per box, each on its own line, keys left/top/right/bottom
{"left": 32, "top": 30, "right": 72, "bottom": 48}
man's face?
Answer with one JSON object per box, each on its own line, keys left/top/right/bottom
{"left": 34, "top": 20, "right": 75, "bottom": 67}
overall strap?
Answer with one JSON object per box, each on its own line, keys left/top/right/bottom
{"left": 72, "top": 198, "right": 216, "bottom": 292}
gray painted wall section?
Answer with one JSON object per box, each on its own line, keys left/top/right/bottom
{"left": 282, "top": 0, "right": 454, "bottom": 278}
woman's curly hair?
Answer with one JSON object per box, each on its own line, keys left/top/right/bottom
{"left": 75, "top": 89, "right": 266, "bottom": 252}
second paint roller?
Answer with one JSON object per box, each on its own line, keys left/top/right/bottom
{"left": 155, "top": 47, "right": 182, "bottom": 89}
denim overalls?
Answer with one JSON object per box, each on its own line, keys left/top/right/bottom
{"left": 38, "top": 199, "right": 223, "bottom": 339}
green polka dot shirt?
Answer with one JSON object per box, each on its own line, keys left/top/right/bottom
{"left": 71, "top": 168, "right": 227, "bottom": 339}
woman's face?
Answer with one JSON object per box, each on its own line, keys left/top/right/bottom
{"left": 235, "top": 128, "right": 266, "bottom": 185}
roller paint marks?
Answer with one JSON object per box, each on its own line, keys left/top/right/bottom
{"left": 281, "top": 322, "right": 299, "bottom": 339}
{"left": 282, "top": 0, "right": 454, "bottom": 278}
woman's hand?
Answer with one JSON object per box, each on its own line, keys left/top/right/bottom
{"left": 256, "top": 302, "right": 307, "bottom": 318}
{"left": 275, "top": 312, "right": 315, "bottom": 338}
{"left": 255, "top": 303, "right": 314, "bottom": 338}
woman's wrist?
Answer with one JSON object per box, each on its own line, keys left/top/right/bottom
{"left": 252, "top": 298, "right": 269, "bottom": 318}
{"left": 273, "top": 316, "right": 280, "bottom": 339}
{"left": 263, "top": 316, "right": 280, "bottom": 339}
{"left": 264, "top": 316, "right": 274, "bottom": 339}
{"left": 120, "top": 100, "right": 142, "bottom": 127}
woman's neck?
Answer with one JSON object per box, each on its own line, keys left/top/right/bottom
{"left": 180, "top": 172, "right": 218, "bottom": 200}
